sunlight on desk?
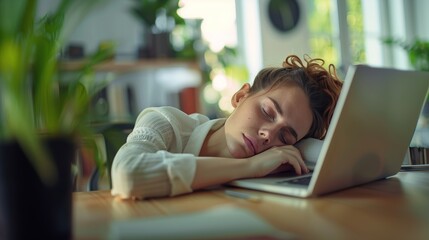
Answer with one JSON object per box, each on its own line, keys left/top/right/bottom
{"left": 108, "top": 205, "right": 294, "bottom": 239}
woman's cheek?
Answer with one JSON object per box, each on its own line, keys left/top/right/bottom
{"left": 227, "top": 140, "right": 248, "bottom": 159}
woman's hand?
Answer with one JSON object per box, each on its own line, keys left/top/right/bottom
{"left": 246, "top": 145, "right": 309, "bottom": 178}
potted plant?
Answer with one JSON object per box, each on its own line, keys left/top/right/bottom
{"left": 0, "top": 0, "right": 110, "bottom": 239}
{"left": 383, "top": 38, "right": 429, "bottom": 71}
{"left": 129, "top": 0, "right": 184, "bottom": 58}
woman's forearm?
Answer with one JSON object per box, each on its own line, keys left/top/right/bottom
{"left": 191, "top": 157, "right": 249, "bottom": 190}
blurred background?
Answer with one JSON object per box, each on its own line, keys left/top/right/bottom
{"left": 37, "top": 0, "right": 429, "bottom": 131}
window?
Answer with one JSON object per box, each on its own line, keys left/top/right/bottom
{"left": 308, "top": 0, "right": 337, "bottom": 66}
{"left": 307, "top": 0, "right": 365, "bottom": 76}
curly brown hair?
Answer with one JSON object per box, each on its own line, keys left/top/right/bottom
{"left": 249, "top": 55, "right": 343, "bottom": 140}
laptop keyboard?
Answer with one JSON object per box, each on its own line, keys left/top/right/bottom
{"left": 277, "top": 175, "right": 312, "bottom": 186}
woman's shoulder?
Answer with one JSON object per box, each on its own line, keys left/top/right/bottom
{"left": 136, "top": 106, "right": 210, "bottom": 128}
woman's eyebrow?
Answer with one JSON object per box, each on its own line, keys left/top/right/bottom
{"left": 267, "top": 97, "right": 298, "bottom": 141}
{"left": 268, "top": 97, "right": 283, "bottom": 115}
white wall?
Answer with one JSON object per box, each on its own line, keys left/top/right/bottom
{"left": 235, "top": 0, "right": 310, "bottom": 83}
{"left": 37, "top": 0, "right": 142, "bottom": 57}
{"left": 258, "top": 0, "right": 311, "bottom": 68}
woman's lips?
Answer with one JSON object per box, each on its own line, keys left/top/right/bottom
{"left": 243, "top": 134, "right": 257, "bottom": 155}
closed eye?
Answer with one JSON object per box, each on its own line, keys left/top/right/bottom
{"left": 281, "top": 127, "right": 297, "bottom": 145}
{"left": 265, "top": 97, "right": 299, "bottom": 144}
{"left": 262, "top": 107, "right": 274, "bottom": 121}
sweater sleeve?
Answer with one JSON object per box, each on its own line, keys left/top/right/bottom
{"left": 110, "top": 109, "right": 197, "bottom": 199}
{"left": 295, "top": 138, "right": 323, "bottom": 164}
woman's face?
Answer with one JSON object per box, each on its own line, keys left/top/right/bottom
{"left": 224, "top": 83, "right": 313, "bottom": 158}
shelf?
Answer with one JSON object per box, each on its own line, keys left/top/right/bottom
{"left": 59, "top": 59, "right": 200, "bottom": 73}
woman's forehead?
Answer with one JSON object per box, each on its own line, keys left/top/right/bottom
{"left": 264, "top": 83, "right": 304, "bottom": 97}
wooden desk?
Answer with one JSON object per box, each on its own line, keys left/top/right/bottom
{"left": 74, "top": 171, "right": 429, "bottom": 240}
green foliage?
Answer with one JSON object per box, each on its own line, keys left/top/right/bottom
{"left": 170, "top": 22, "right": 200, "bottom": 60}
{"left": 347, "top": 0, "right": 365, "bottom": 64}
{"left": 384, "top": 38, "right": 429, "bottom": 72}
{"left": 129, "top": 0, "right": 183, "bottom": 28}
{"left": 0, "top": 0, "right": 109, "bottom": 184}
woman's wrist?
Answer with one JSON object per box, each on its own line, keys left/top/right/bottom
{"left": 233, "top": 157, "right": 253, "bottom": 179}
{"left": 192, "top": 157, "right": 251, "bottom": 189}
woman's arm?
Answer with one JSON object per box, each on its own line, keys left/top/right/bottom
{"left": 112, "top": 141, "right": 308, "bottom": 199}
{"left": 111, "top": 143, "right": 196, "bottom": 199}
{"left": 192, "top": 145, "right": 309, "bottom": 190}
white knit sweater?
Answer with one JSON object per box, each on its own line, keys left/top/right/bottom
{"left": 110, "top": 106, "right": 226, "bottom": 199}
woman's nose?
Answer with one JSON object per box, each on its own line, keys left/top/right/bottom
{"left": 259, "top": 129, "right": 272, "bottom": 145}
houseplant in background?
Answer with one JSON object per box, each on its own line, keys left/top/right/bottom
{"left": 384, "top": 38, "right": 429, "bottom": 71}
{"left": 129, "top": 0, "right": 184, "bottom": 58}
{"left": 0, "top": 0, "right": 110, "bottom": 239}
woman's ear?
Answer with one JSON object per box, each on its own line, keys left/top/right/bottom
{"left": 231, "top": 83, "right": 251, "bottom": 108}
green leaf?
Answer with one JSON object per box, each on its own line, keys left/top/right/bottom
{"left": 382, "top": 38, "right": 429, "bottom": 71}
{"left": 0, "top": 0, "right": 26, "bottom": 38}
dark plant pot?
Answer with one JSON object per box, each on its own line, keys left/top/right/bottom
{"left": 151, "top": 31, "right": 172, "bottom": 58}
{"left": 0, "top": 137, "right": 76, "bottom": 240}
{"left": 139, "top": 30, "right": 172, "bottom": 59}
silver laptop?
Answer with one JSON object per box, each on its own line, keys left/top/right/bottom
{"left": 228, "top": 65, "right": 429, "bottom": 197}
